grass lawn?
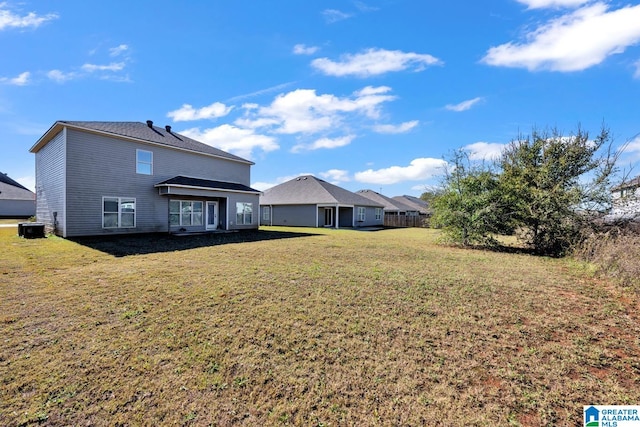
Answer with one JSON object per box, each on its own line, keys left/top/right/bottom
{"left": 1, "top": 226, "right": 639, "bottom": 426}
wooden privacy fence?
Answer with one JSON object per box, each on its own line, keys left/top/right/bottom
{"left": 384, "top": 215, "right": 429, "bottom": 228}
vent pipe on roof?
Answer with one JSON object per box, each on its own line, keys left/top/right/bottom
{"left": 165, "top": 125, "right": 172, "bottom": 132}
{"left": 146, "top": 120, "right": 153, "bottom": 128}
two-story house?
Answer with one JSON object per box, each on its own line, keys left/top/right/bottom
{"left": 30, "top": 121, "right": 261, "bottom": 237}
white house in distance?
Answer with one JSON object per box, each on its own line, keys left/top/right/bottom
{"left": 608, "top": 176, "right": 640, "bottom": 222}
{"left": 0, "top": 172, "right": 35, "bottom": 218}
{"left": 30, "top": 120, "right": 261, "bottom": 237}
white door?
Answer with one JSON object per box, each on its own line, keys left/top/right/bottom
{"left": 206, "top": 201, "right": 219, "bottom": 230}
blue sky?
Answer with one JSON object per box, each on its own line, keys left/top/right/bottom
{"left": 2, "top": 0, "right": 640, "bottom": 197}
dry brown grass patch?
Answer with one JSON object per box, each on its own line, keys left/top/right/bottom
{"left": 1, "top": 227, "right": 639, "bottom": 426}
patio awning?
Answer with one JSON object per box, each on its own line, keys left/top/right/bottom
{"left": 155, "top": 175, "right": 261, "bottom": 196}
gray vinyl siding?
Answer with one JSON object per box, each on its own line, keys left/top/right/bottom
{"left": 269, "top": 205, "right": 318, "bottom": 227}
{"left": 0, "top": 200, "right": 36, "bottom": 218}
{"left": 228, "top": 193, "right": 260, "bottom": 230}
{"left": 35, "top": 130, "right": 66, "bottom": 235}
{"left": 355, "top": 206, "right": 384, "bottom": 227}
{"left": 259, "top": 204, "right": 382, "bottom": 228}
{"left": 338, "top": 207, "right": 353, "bottom": 228}
{"left": 63, "top": 128, "right": 255, "bottom": 236}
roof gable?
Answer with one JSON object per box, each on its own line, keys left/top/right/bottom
{"left": 260, "top": 176, "right": 384, "bottom": 207}
{"left": 30, "top": 121, "right": 252, "bottom": 165}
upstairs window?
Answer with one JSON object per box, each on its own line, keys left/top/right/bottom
{"left": 136, "top": 149, "right": 153, "bottom": 175}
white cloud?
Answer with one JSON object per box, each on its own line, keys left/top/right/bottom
{"left": 168, "top": 102, "right": 234, "bottom": 122}
{"left": 373, "top": 120, "right": 419, "bottom": 134}
{"left": 0, "top": 5, "right": 57, "bottom": 30}
{"left": 623, "top": 135, "right": 640, "bottom": 159}
{"left": 320, "top": 169, "right": 351, "bottom": 183}
{"left": 311, "top": 48, "right": 442, "bottom": 77}
{"left": 109, "top": 44, "right": 129, "bottom": 57}
{"left": 1, "top": 71, "right": 30, "bottom": 86}
{"left": 483, "top": 2, "right": 640, "bottom": 72}
{"left": 354, "top": 1, "right": 379, "bottom": 12}
{"left": 517, "top": 0, "right": 590, "bottom": 9}
{"left": 322, "top": 9, "right": 352, "bottom": 23}
{"left": 445, "top": 97, "right": 483, "bottom": 112}
{"left": 234, "top": 116, "right": 280, "bottom": 129}
{"left": 464, "top": 142, "right": 507, "bottom": 161}
{"left": 291, "top": 135, "right": 355, "bottom": 153}
{"left": 81, "top": 62, "right": 126, "bottom": 72}
{"left": 180, "top": 124, "right": 279, "bottom": 160}
{"left": 355, "top": 158, "right": 448, "bottom": 185}
{"left": 46, "top": 69, "right": 78, "bottom": 83}
{"left": 293, "top": 44, "right": 319, "bottom": 55}
{"left": 242, "top": 86, "right": 396, "bottom": 134}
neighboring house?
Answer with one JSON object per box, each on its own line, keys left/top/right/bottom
{"left": 356, "top": 189, "right": 423, "bottom": 227}
{"left": 0, "top": 173, "right": 35, "bottom": 218}
{"left": 608, "top": 176, "right": 640, "bottom": 222}
{"left": 30, "top": 120, "right": 261, "bottom": 237}
{"left": 392, "top": 195, "right": 431, "bottom": 216}
{"left": 259, "top": 175, "right": 384, "bottom": 228}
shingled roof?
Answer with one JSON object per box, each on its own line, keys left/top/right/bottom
{"left": 0, "top": 173, "right": 34, "bottom": 201}
{"left": 356, "top": 189, "right": 419, "bottom": 213}
{"left": 260, "top": 175, "right": 384, "bottom": 207}
{"left": 392, "top": 195, "right": 430, "bottom": 214}
{"left": 30, "top": 121, "right": 252, "bottom": 165}
{"left": 155, "top": 175, "right": 260, "bottom": 194}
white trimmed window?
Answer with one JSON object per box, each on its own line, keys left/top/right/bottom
{"left": 103, "top": 197, "right": 136, "bottom": 228}
{"left": 136, "top": 149, "right": 153, "bottom": 175}
{"left": 236, "top": 202, "right": 253, "bottom": 225}
{"left": 357, "top": 207, "right": 366, "bottom": 222}
{"left": 169, "top": 200, "right": 203, "bottom": 226}
{"left": 262, "top": 206, "right": 270, "bottom": 221}
{"left": 375, "top": 208, "right": 382, "bottom": 220}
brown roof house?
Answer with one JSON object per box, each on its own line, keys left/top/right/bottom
{"left": 0, "top": 173, "right": 35, "bottom": 218}
{"left": 30, "top": 120, "right": 261, "bottom": 237}
{"left": 259, "top": 175, "right": 384, "bottom": 228}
